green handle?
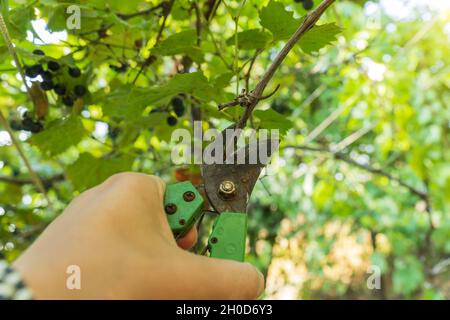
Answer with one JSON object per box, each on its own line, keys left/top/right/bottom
{"left": 208, "top": 212, "right": 247, "bottom": 262}
{"left": 164, "top": 181, "right": 204, "bottom": 236}
{"left": 164, "top": 182, "right": 247, "bottom": 262}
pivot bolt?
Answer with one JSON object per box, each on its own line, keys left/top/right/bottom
{"left": 218, "top": 180, "right": 236, "bottom": 199}
{"left": 183, "top": 191, "right": 196, "bottom": 202}
{"left": 165, "top": 203, "right": 177, "bottom": 215}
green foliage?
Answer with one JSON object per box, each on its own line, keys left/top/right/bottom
{"left": 254, "top": 109, "right": 293, "bottom": 135}
{"left": 0, "top": 0, "right": 448, "bottom": 300}
{"left": 226, "top": 29, "right": 272, "bottom": 50}
{"left": 29, "top": 117, "right": 86, "bottom": 156}
{"left": 393, "top": 257, "right": 424, "bottom": 296}
{"left": 67, "top": 153, "right": 134, "bottom": 191}
{"left": 153, "top": 29, "right": 203, "bottom": 63}
{"left": 299, "top": 23, "right": 341, "bottom": 53}
{"left": 260, "top": 1, "right": 298, "bottom": 40}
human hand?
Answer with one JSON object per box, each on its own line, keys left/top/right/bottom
{"left": 13, "top": 173, "right": 264, "bottom": 299}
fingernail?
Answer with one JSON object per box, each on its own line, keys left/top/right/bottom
{"left": 247, "top": 263, "right": 265, "bottom": 297}
{"left": 256, "top": 269, "right": 265, "bottom": 297}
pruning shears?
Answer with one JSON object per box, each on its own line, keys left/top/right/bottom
{"left": 163, "top": 129, "right": 278, "bottom": 262}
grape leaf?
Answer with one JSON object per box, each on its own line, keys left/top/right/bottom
{"left": 103, "top": 72, "right": 219, "bottom": 119}
{"left": 102, "top": 85, "right": 171, "bottom": 119}
{"left": 130, "top": 112, "right": 168, "bottom": 128}
{"left": 29, "top": 117, "right": 86, "bottom": 156}
{"left": 212, "top": 72, "right": 234, "bottom": 88}
{"left": 47, "top": 5, "right": 67, "bottom": 32}
{"left": 153, "top": 29, "right": 203, "bottom": 63}
{"left": 260, "top": 2, "right": 341, "bottom": 53}
{"left": 254, "top": 109, "right": 293, "bottom": 135}
{"left": 8, "top": 6, "right": 34, "bottom": 40}
{"left": 0, "top": 184, "right": 22, "bottom": 204}
{"left": 0, "top": 46, "right": 8, "bottom": 60}
{"left": 260, "top": 1, "right": 298, "bottom": 40}
{"left": 67, "top": 153, "right": 134, "bottom": 191}
{"left": 299, "top": 23, "right": 341, "bottom": 53}
{"left": 226, "top": 29, "right": 272, "bottom": 50}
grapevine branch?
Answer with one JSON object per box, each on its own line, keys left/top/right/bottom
{"left": 132, "top": 0, "right": 175, "bottom": 84}
{"left": 0, "top": 111, "right": 51, "bottom": 205}
{"left": 0, "top": 14, "right": 33, "bottom": 103}
{"left": 0, "top": 13, "right": 51, "bottom": 206}
{"left": 0, "top": 173, "right": 65, "bottom": 186}
{"left": 218, "top": 0, "right": 336, "bottom": 129}
{"left": 117, "top": 3, "right": 165, "bottom": 20}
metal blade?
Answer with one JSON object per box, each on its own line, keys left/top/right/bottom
{"left": 202, "top": 135, "right": 279, "bottom": 213}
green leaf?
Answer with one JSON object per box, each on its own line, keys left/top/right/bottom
{"left": 164, "top": 72, "right": 211, "bottom": 95}
{"left": 47, "top": 5, "right": 67, "bottom": 32}
{"left": 67, "top": 153, "right": 134, "bottom": 191}
{"left": 0, "top": 45, "right": 8, "bottom": 60}
{"left": 0, "top": 1, "right": 9, "bottom": 19}
{"left": 102, "top": 85, "right": 171, "bottom": 120}
{"left": 0, "top": 184, "right": 22, "bottom": 204}
{"left": 393, "top": 256, "right": 424, "bottom": 296}
{"left": 8, "top": 5, "right": 34, "bottom": 40}
{"left": 212, "top": 72, "right": 234, "bottom": 88}
{"left": 259, "top": 2, "right": 341, "bottom": 53}
{"left": 165, "top": 72, "right": 222, "bottom": 101}
{"left": 172, "top": 0, "right": 191, "bottom": 20}
{"left": 260, "top": 1, "right": 298, "bottom": 40}
{"left": 130, "top": 112, "right": 168, "bottom": 128}
{"left": 153, "top": 29, "right": 203, "bottom": 63}
{"left": 299, "top": 23, "right": 341, "bottom": 54}
{"left": 226, "top": 29, "right": 272, "bottom": 50}
{"left": 103, "top": 72, "right": 220, "bottom": 120}
{"left": 29, "top": 117, "right": 86, "bottom": 156}
{"left": 254, "top": 109, "right": 293, "bottom": 135}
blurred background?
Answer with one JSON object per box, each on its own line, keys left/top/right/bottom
{"left": 0, "top": 0, "right": 449, "bottom": 299}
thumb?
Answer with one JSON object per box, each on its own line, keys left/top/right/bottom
{"left": 185, "top": 253, "right": 265, "bottom": 299}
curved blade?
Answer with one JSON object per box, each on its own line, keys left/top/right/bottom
{"left": 202, "top": 135, "right": 278, "bottom": 213}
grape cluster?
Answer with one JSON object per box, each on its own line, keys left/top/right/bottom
{"left": 24, "top": 49, "right": 87, "bottom": 107}
{"left": 149, "top": 97, "right": 187, "bottom": 126}
{"left": 171, "top": 97, "right": 185, "bottom": 117}
{"left": 10, "top": 112, "right": 43, "bottom": 133}
{"left": 159, "top": 96, "right": 185, "bottom": 126}
{"left": 294, "top": 0, "right": 314, "bottom": 10}
{"left": 169, "top": 96, "right": 187, "bottom": 126}
{"left": 107, "top": 126, "right": 121, "bottom": 141}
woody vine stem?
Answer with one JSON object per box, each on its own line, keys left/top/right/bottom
{"left": 219, "top": 0, "right": 336, "bottom": 130}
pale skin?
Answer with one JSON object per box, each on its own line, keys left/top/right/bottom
{"left": 13, "top": 173, "right": 264, "bottom": 299}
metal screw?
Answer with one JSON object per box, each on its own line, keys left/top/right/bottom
{"left": 218, "top": 180, "right": 236, "bottom": 199}
{"left": 183, "top": 191, "right": 196, "bottom": 202}
{"left": 165, "top": 203, "right": 177, "bottom": 215}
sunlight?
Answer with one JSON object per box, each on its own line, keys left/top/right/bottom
{"left": 27, "top": 19, "right": 67, "bottom": 44}
{"left": 362, "top": 57, "right": 387, "bottom": 82}
{"left": 0, "top": 131, "right": 12, "bottom": 146}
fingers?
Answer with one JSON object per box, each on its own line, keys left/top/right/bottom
{"left": 176, "top": 227, "right": 198, "bottom": 250}
{"left": 92, "top": 172, "right": 175, "bottom": 241}
{"left": 103, "top": 172, "right": 166, "bottom": 203}
{"left": 184, "top": 253, "right": 265, "bottom": 299}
